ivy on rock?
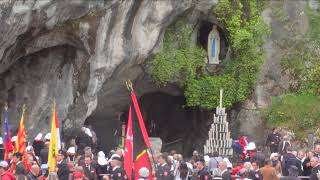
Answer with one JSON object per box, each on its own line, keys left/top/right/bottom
{"left": 149, "top": 0, "right": 269, "bottom": 109}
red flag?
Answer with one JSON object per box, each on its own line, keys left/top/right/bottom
{"left": 134, "top": 150, "right": 153, "bottom": 180}
{"left": 130, "top": 91, "right": 153, "bottom": 180}
{"left": 4, "top": 107, "right": 14, "bottom": 161}
{"left": 131, "top": 92, "right": 151, "bottom": 148}
{"left": 124, "top": 107, "right": 133, "bottom": 180}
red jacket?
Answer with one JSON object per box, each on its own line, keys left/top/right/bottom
{"left": 1, "top": 171, "right": 15, "bottom": 180}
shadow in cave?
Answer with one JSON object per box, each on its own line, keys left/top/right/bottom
{"left": 125, "top": 92, "right": 211, "bottom": 156}
{"left": 85, "top": 92, "right": 211, "bottom": 156}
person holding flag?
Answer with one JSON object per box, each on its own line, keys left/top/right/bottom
{"left": 3, "top": 103, "right": 14, "bottom": 162}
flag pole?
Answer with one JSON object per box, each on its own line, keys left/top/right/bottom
{"left": 125, "top": 80, "right": 158, "bottom": 175}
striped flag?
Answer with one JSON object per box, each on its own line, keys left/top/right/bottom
{"left": 15, "top": 106, "right": 27, "bottom": 156}
{"left": 48, "top": 102, "right": 60, "bottom": 172}
{"left": 3, "top": 105, "right": 14, "bottom": 161}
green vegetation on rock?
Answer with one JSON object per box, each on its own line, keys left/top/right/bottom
{"left": 149, "top": 0, "right": 268, "bottom": 109}
{"left": 265, "top": 94, "right": 320, "bottom": 140}
{"left": 266, "top": 4, "right": 320, "bottom": 139}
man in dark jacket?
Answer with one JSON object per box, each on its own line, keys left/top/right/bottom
{"left": 281, "top": 148, "right": 297, "bottom": 176}
{"left": 57, "top": 150, "right": 70, "bottom": 180}
{"left": 196, "top": 158, "right": 211, "bottom": 180}
{"left": 156, "top": 154, "right": 172, "bottom": 180}
{"left": 266, "top": 128, "right": 281, "bottom": 153}
{"left": 84, "top": 155, "right": 96, "bottom": 180}
{"left": 310, "top": 157, "right": 320, "bottom": 180}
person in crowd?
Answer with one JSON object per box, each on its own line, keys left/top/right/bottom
{"left": 32, "top": 133, "right": 45, "bottom": 157}
{"left": 309, "top": 156, "right": 320, "bottom": 180}
{"left": 192, "top": 151, "right": 199, "bottom": 162}
{"left": 218, "top": 160, "right": 231, "bottom": 180}
{"left": 156, "top": 153, "right": 171, "bottom": 180}
{"left": 76, "top": 127, "right": 93, "bottom": 153}
{"left": 67, "top": 146, "right": 76, "bottom": 162}
{"left": 79, "top": 146, "right": 95, "bottom": 166}
{"left": 12, "top": 152, "right": 27, "bottom": 175}
{"left": 26, "top": 165, "right": 40, "bottom": 180}
{"left": 266, "top": 128, "right": 281, "bottom": 153}
{"left": 303, "top": 150, "right": 314, "bottom": 176}
{"left": 251, "top": 161, "right": 262, "bottom": 180}
{"left": 175, "top": 161, "right": 189, "bottom": 180}
{"left": 96, "top": 151, "right": 109, "bottom": 180}
{"left": 39, "top": 142, "right": 49, "bottom": 174}
{"left": 278, "top": 135, "right": 291, "bottom": 155}
{"left": 280, "top": 165, "right": 300, "bottom": 180}
{"left": 196, "top": 158, "right": 211, "bottom": 180}
{"left": 84, "top": 155, "right": 97, "bottom": 180}
{"left": 110, "top": 154, "right": 128, "bottom": 180}
{"left": 260, "top": 159, "right": 279, "bottom": 180}
{"left": 57, "top": 150, "right": 70, "bottom": 180}
{"left": 295, "top": 150, "right": 305, "bottom": 175}
{"left": 208, "top": 151, "right": 223, "bottom": 172}
{"left": 281, "top": 147, "right": 297, "bottom": 176}
{"left": 314, "top": 143, "right": 320, "bottom": 158}
{"left": 251, "top": 147, "right": 266, "bottom": 168}
{"left": 72, "top": 166, "right": 86, "bottom": 180}
{"left": 0, "top": 161, "right": 15, "bottom": 180}
{"left": 270, "top": 153, "right": 282, "bottom": 176}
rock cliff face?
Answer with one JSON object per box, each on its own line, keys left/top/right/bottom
{"left": 0, "top": 0, "right": 218, "bottom": 151}
{"left": 232, "top": 0, "right": 318, "bottom": 147}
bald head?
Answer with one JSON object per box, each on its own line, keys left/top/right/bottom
{"left": 30, "top": 165, "right": 40, "bottom": 176}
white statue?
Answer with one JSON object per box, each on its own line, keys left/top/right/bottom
{"left": 208, "top": 25, "right": 220, "bottom": 64}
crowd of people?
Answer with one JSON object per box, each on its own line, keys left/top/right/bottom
{"left": 1, "top": 126, "right": 320, "bottom": 180}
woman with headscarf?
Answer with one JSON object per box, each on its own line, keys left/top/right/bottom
{"left": 96, "top": 151, "right": 109, "bottom": 180}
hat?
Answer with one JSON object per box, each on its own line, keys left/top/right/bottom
{"left": 67, "top": 147, "right": 76, "bottom": 154}
{"left": 45, "top": 133, "right": 51, "bottom": 140}
{"left": 85, "top": 128, "right": 92, "bottom": 137}
{"left": 34, "top": 133, "right": 43, "bottom": 141}
{"left": 109, "top": 154, "right": 121, "bottom": 162}
{"left": 138, "top": 167, "right": 150, "bottom": 178}
{"left": 0, "top": 161, "right": 8, "bottom": 168}
{"left": 11, "top": 136, "right": 17, "bottom": 142}
{"left": 97, "top": 151, "right": 108, "bottom": 165}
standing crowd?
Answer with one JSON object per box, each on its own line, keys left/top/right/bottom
{"left": 1, "top": 127, "right": 320, "bottom": 180}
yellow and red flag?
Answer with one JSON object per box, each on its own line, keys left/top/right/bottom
{"left": 48, "top": 102, "right": 60, "bottom": 172}
{"left": 15, "top": 106, "right": 27, "bottom": 156}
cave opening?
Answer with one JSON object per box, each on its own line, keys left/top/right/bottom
{"left": 86, "top": 91, "right": 211, "bottom": 156}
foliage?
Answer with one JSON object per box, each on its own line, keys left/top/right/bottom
{"left": 148, "top": 22, "right": 206, "bottom": 86}
{"left": 149, "top": 0, "right": 269, "bottom": 109}
{"left": 185, "top": 0, "right": 269, "bottom": 108}
{"left": 265, "top": 94, "right": 320, "bottom": 140}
